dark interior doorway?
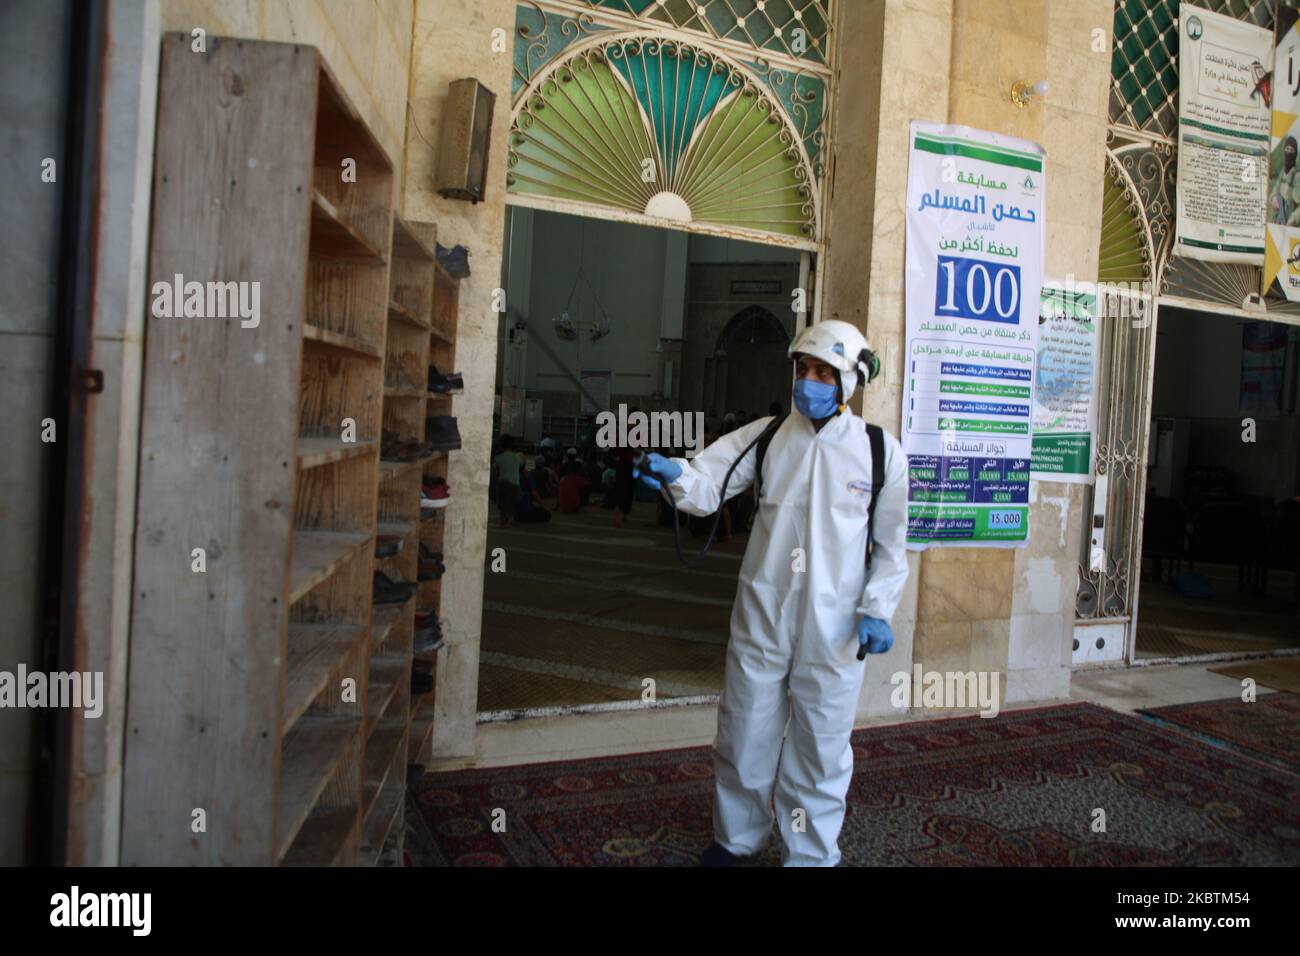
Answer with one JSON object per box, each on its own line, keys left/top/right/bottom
{"left": 1137, "top": 308, "right": 1300, "bottom": 660}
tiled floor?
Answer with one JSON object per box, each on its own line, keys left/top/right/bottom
{"left": 1135, "top": 566, "right": 1299, "bottom": 659}
{"left": 479, "top": 501, "right": 741, "bottom": 711}
{"left": 423, "top": 658, "right": 1285, "bottom": 772}
{"left": 462, "top": 495, "right": 1296, "bottom": 774}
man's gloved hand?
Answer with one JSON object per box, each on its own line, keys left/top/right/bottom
{"left": 633, "top": 452, "right": 682, "bottom": 489}
{"left": 856, "top": 616, "right": 893, "bottom": 660}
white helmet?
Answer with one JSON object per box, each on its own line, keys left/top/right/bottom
{"left": 787, "top": 319, "right": 880, "bottom": 399}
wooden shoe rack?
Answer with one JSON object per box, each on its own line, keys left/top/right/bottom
{"left": 122, "top": 35, "right": 439, "bottom": 866}
{"left": 366, "top": 215, "right": 438, "bottom": 865}
{"left": 412, "top": 260, "right": 460, "bottom": 764}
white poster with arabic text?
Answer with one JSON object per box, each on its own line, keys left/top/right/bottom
{"left": 903, "top": 121, "right": 1045, "bottom": 549}
{"left": 1176, "top": 5, "right": 1272, "bottom": 263}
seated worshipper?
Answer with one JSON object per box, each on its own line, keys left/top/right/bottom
{"left": 559, "top": 446, "right": 585, "bottom": 478}
{"left": 493, "top": 435, "right": 524, "bottom": 528}
{"left": 557, "top": 469, "right": 590, "bottom": 514}
{"left": 514, "top": 461, "right": 552, "bottom": 524}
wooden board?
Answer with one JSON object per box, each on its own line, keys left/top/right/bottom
{"left": 392, "top": 213, "right": 436, "bottom": 262}
{"left": 122, "top": 34, "right": 318, "bottom": 866}
{"left": 297, "top": 436, "right": 377, "bottom": 470}
{"left": 365, "top": 659, "right": 406, "bottom": 732}
{"left": 361, "top": 717, "right": 407, "bottom": 813}
{"left": 283, "top": 624, "right": 367, "bottom": 732}
{"left": 388, "top": 300, "right": 429, "bottom": 330}
{"left": 289, "top": 531, "right": 370, "bottom": 604}
{"left": 310, "top": 189, "right": 385, "bottom": 263}
{"left": 276, "top": 715, "right": 360, "bottom": 860}
{"left": 303, "top": 323, "right": 383, "bottom": 359}
{"left": 281, "top": 805, "right": 360, "bottom": 867}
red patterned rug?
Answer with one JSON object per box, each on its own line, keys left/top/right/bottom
{"left": 403, "top": 702, "right": 1300, "bottom": 866}
{"left": 1140, "top": 693, "right": 1300, "bottom": 775}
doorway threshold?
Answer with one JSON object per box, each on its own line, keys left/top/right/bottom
{"left": 478, "top": 693, "right": 720, "bottom": 724}
{"left": 1130, "top": 646, "right": 1300, "bottom": 668}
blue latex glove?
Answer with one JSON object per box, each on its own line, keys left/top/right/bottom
{"left": 633, "top": 452, "right": 682, "bottom": 489}
{"left": 856, "top": 616, "right": 893, "bottom": 659}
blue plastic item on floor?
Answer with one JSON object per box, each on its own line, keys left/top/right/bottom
{"left": 1174, "top": 571, "right": 1215, "bottom": 600}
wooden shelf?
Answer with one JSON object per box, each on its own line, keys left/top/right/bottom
{"left": 378, "top": 456, "right": 433, "bottom": 478}
{"left": 388, "top": 299, "right": 430, "bottom": 330}
{"left": 359, "top": 785, "right": 403, "bottom": 866}
{"left": 303, "top": 322, "right": 383, "bottom": 359}
{"left": 410, "top": 693, "right": 436, "bottom": 758}
{"left": 430, "top": 324, "right": 455, "bottom": 346}
{"left": 282, "top": 805, "right": 359, "bottom": 867}
{"left": 283, "top": 623, "right": 367, "bottom": 731}
{"left": 383, "top": 384, "right": 426, "bottom": 399}
{"left": 276, "top": 716, "right": 360, "bottom": 860}
{"left": 362, "top": 718, "right": 407, "bottom": 815}
{"left": 124, "top": 35, "right": 396, "bottom": 868}
{"left": 375, "top": 520, "right": 417, "bottom": 538}
{"left": 297, "top": 436, "right": 377, "bottom": 470}
{"left": 366, "top": 659, "right": 406, "bottom": 733}
{"left": 310, "top": 189, "right": 385, "bottom": 263}
{"left": 370, "top": 605, "right": 401, "bottom": 653}
{"left": 392, "top": 213, "right": 437, "bottom": 262}
{"left": 289, "top": 531, "right": 370, "bottom": 604}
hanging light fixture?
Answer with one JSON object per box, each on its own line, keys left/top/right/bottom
{"left": 552, "top": 219, "right": 613, "bottom": 342}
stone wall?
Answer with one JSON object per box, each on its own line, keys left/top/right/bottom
{"left": 402, "top": 0, "right": 516, "bottom": 757}
{"left": 823, "top": 0, "right": 1112, "bottom": 717}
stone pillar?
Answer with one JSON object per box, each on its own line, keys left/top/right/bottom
{"left": 404, "top": 0, "right": 517, "bottom": 757}
{"left": 825, "top": 0, "right": 954, "bottom": 717}
{"left": 827, "top": 0, "right": 1112, "bottom": 716}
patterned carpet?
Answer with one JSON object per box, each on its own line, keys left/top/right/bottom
{"left": 1141, "top": 693, "right": 1300, "bottom": 775}
{"left": 403, "top": 702, "right": 1300, "bottom": 866}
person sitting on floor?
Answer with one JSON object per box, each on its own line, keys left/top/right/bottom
{"left": 514, "top": 461, "right": 552, "bottom": 524}
{"left": 557, "top": 469, "right": 590, "bottom": 514}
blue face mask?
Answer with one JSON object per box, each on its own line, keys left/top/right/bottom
{"left": 792, "top": 378, "right": 840, "bottom": 420}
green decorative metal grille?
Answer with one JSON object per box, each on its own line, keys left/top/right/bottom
{"left": 514, "top": 3, "right": 828, "bottom": 172}
{"left": 508, "top": 34, "right": 819, "bottom": 244}
{"left": 1099, "top": 152, "right": 1154, "bottom": 284}
{"left": 583, "top": 0, "right": 831, "bottom": 65}
{"left": 1110, "top": 0, "right": 1274, "bottom": 142}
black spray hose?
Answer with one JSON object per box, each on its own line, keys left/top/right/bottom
{"left": 633, "top": 426, "right": 772, "bottom": 569}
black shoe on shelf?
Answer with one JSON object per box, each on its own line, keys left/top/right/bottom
{"left": 436, "top": 242, "right": 470, "bottom": 279}
{"left": 373, "top": 570, "right": 417, "bottom": 606}
{"left": 410, "top": 670, "right": 434, "bottom": 695}
{"left": 429, "top": 365, "right": 465, "bottom": 394}
{"left": 425, "top": 415, "right": 462, "bottom": 451}
{"left": 414, "top": 626, "right": 446, "bottom": 654}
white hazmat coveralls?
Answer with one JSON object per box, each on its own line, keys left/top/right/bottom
{"left": 665, "top": 408, "right": 910, "bottom": 866}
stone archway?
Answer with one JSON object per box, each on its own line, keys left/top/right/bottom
{"left": 705, "top": 305, "right": 791, "bottom": 420}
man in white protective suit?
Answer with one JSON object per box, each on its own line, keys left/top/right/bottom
{"left": 634, "top": 319, "right": 911, "bottom": 867}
